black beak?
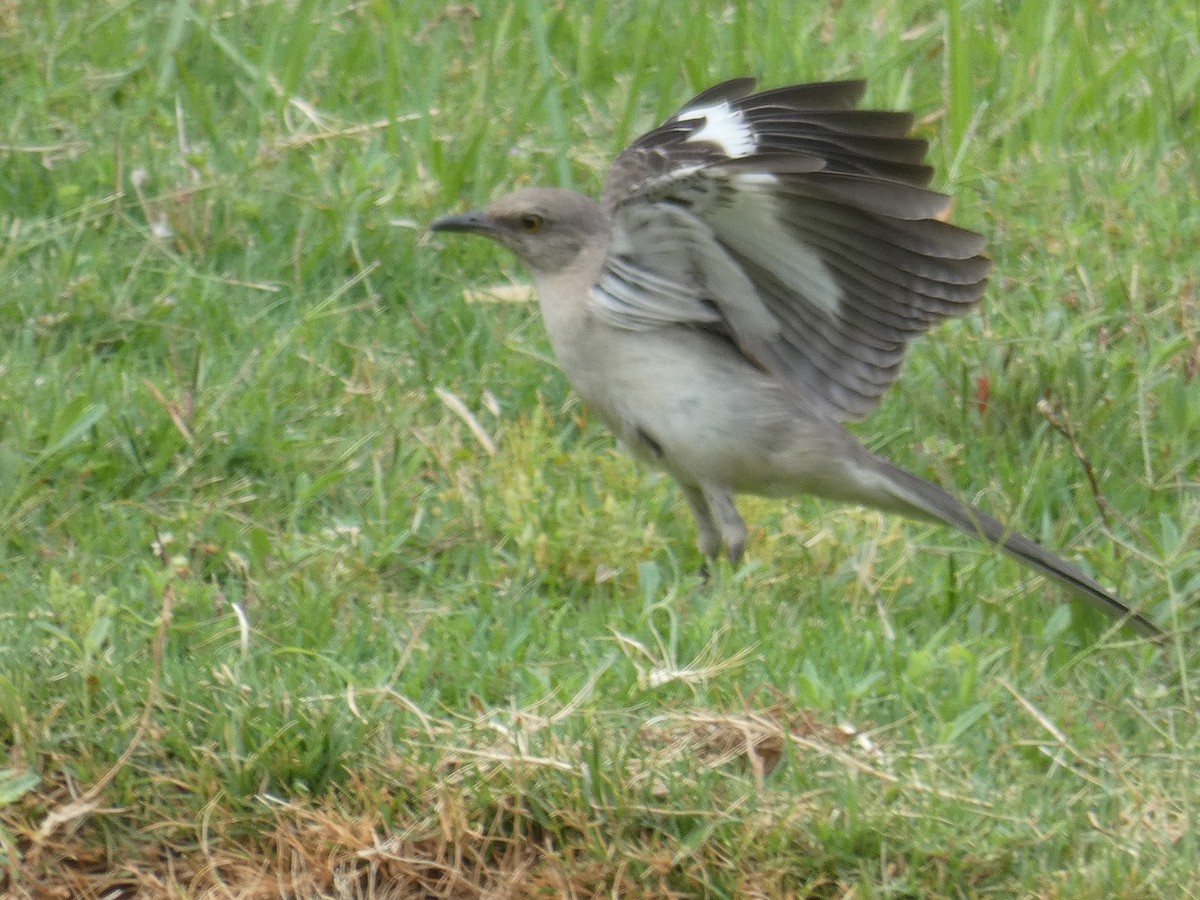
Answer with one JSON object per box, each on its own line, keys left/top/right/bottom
{"left": 429, "top": 209, "right": 496, "bottom": 235}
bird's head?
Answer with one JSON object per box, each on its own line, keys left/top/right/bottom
{"left": 430, "top": 187, "right": 607, "bottom": 276}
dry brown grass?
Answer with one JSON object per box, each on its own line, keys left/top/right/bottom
{"left": 5, "top": 706, "right": 871, "bottom": 899}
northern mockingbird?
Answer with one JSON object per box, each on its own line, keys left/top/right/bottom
{"left": 432, "top": 77, "right": 1160, "bottom": 638}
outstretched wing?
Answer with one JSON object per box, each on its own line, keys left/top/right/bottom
{"left": 592, "top": 78, "right": 990, "bottom": 421}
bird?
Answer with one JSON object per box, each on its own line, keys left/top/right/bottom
{"left": 430, "top": 77, "right": 1161, "bottom": 639}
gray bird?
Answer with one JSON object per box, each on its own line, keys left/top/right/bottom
{"left": 431, "top": 78, "right": 1160, "bottom": 638}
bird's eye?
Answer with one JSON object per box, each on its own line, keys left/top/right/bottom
{"left": 519, "top": 214, "right": 545, "bottom": 233}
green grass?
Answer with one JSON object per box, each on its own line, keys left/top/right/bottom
{"left": 2, "top": 0, "right": 1198, "bottom": 895}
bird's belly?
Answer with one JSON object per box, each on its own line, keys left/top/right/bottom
{"left": 569, "top": 332, "right": 820, "bottom": 495}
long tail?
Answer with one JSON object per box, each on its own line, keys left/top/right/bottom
{"left": 864, "top": 454, "right": 1162, "bottom": 639}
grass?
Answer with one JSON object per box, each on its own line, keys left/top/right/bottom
{"left": 1, "top": 0, "right": 1198, "bottom": 895}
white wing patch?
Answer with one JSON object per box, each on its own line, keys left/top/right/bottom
{"left": 676, "top": 101, "right": 756, "bottom": 158}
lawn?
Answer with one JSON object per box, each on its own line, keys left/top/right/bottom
{"left": 1, "top": 0, "right": 1197, "bottom": 896}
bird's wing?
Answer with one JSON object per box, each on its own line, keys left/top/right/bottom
{"left": 592, "top": 78, "right": 991, "bottom": 421}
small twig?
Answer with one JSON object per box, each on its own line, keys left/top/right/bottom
{"left": 1035, "top": 399, "right": 1116, "bottom": 530}
{"left": 434, "top": 745, "right": 579, "bottom": 774}
{"left": 783, "top": 730, "right": 995, "bottom": 808}
{"left": 434, "top": 387, "right": 497, "bottom": 456}
{"left": 144, "top": 378, "right": 196, "bottom": 446}
{"left": 275, "top": 112, "right": 426, "bottom": 149}
{"left": 0, "top": 141, "right": 87, "bottom": 155}
{"left": 998, "top": 678, "right": 1104, "bottom": 787}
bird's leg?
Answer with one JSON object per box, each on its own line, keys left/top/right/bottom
{"left": 701, "top": 485, "right": 747, "bottom": 566}
{"left": 680, "top": 482, "right": 722, "bottom": 565}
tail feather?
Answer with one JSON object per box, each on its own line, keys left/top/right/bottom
{"left": 868, "top": 455, "right": 1162, "bottom": 639}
